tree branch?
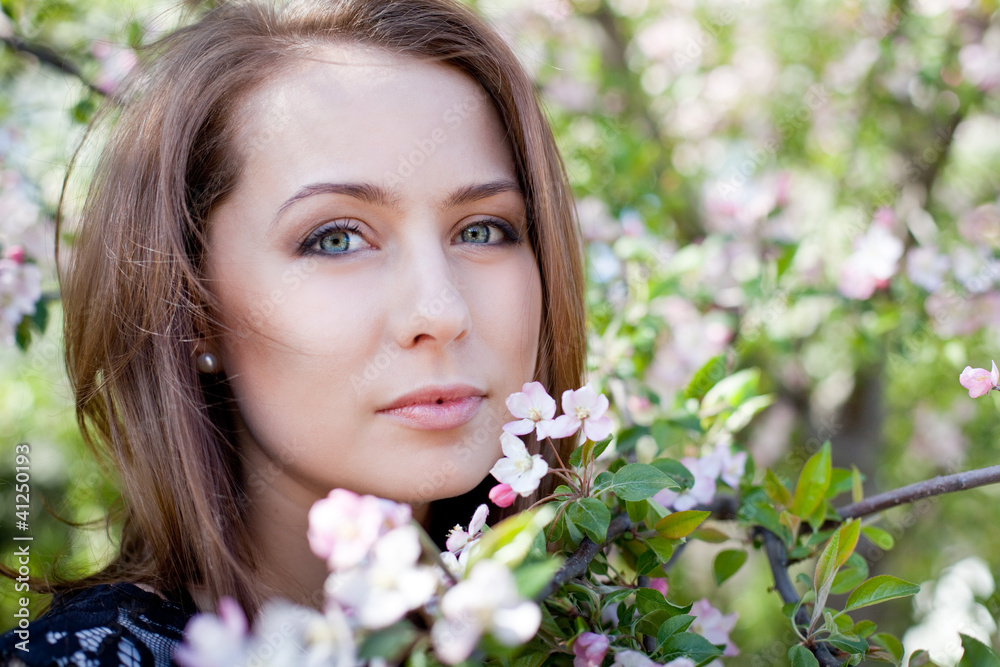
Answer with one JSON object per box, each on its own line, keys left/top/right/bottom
{"left": 1, "top": 33, "right": 106, "bottom": 98}
{"left": 757, "top": 527, "right": 843, "bottom": 667}
{"left": 535, "top": 513, "right": 634, "bottom": 602}
{"left": 836, "top": 464, "right": 1000, "bottom": 521}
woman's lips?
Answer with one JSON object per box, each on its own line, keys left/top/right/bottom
{"left": 377, "top": 395, "right": 484, "bottom": 430}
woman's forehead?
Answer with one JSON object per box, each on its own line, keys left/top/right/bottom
{"left": 228, "top": 44, "right": 512, "bottom": 200}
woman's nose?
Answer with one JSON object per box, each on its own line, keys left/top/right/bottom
{"left": 391, "top": 240, "right": 473, "bottom": 350}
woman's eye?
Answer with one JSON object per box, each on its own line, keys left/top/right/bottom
{"left": 459, "top": 218, "right": 519, "bottom": 245}
{"left": 303, "top": 221, "right": 366, "bottom": 255}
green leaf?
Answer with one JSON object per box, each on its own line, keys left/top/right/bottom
{"left": 656, "top": 614, "right": 695, "bottom": 646}
{"left": 690, "top": 527, "right": 729, "bottom": 543}
{"left": 861, "top": 526, "right": 895, "bottom": 551}
{"left": 791, "top": 442, "right": 832, "bottom": 518}
{"left": 851, "top": 465, "right": 863, "bottom": 504}
{"left": 358, "top": 622, "right": 418, "bottom": 661}
{"left": 827, "top": 634, "right": 868, "bottom": 655}
{"left": 608, "top": 463, "right": 679, "bottom": 501}
{"left": 660, "top": 632, "right": 725, "bottom": 664}
{"left": 513, "top": 557, "right": 563, "bottom": 599}
{"left": 635, "top": 587, "right": 672, "bottom": 615}
{"left": 625, "top": 499, "right": 649, "bottom": 523}
{"left": 644, "top": 536, "right": 677, "bottom": 563}
{"left": 869, "top": 632, "right": 903, "bottom": 661}
{"left": 684, "top": 353, "right": 728, "bottom": 400}
{"left": 830, "top": 552, "right": 869, "bottom": 594}
{"left": 651, "top": 458, "right": 696, "bottom": 491}
{"left": 635, "top": 549, "right": 665, "bottom": 576}
{"left": 764, "top": 469, "right": 793, "bottom": 506}
{"left": 845, "top": 575, "right": 920, "bottom": 612}
{"left": 788, "top": 645, "right": 821, "bottom": 667}
{"left": 656, "top": 510, "right": 710, "bottom": 539}
{"left": 959, "top": 633, "right": 1000, "bottom": 667}
{"left": 566, "top": 497, "right": 611, "bottom": 544}
{"left": 725, "top": 393, "right": 775, "bottom": 432}
{"left": 713, "top": 549, "right": 748, "bottom": 585}
{"left": 700, "top": 368, "right": 761, "bottom": 419}
{"left": 569, "top": 436, "right": 612, "bottom": 468}
{"left": 473, "top": 505, "right": 557, "bottom": 567}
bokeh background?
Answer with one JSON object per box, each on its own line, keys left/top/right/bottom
{"left": 1, "top": 0, "right": 999, "bottom": 664}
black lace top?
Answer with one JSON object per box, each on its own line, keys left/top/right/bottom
{"left": 0, "top": 583, "right": 198, "bottom": 667}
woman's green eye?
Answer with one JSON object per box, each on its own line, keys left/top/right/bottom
{"left": 461, "top": 223, "right": 494, "bottom": 244}
{"left": 319, "top": 231, "right": 352, "bottom": 252}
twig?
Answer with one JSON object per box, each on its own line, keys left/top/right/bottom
{"left": 536, "top": 513, "right": 634, "bottom": 602}
{"left": 1, "top": 34, "right": 107, "bottom": 98}
{"left": 756, "top": 528, "right": 843, "bottom": 667}
{"left": 836, "top": 464, "right": 1000, "bottom": 521}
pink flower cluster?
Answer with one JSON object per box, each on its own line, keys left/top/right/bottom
{"left": 0, "top": 245, "right": 42, "bottom": 346}
{"left": 653, "top": 441, "right": 747, "bottom": 511}
{"left": 489, "top": 382, "right": 614, "bottom": 507}
{"left": 837, "top": 210, "right": 904, "bottom": 300}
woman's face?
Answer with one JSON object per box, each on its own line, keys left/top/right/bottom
{"left": 205, "top": 45, "right": 543, "bottom": 508}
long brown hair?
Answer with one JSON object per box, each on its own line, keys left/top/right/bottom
{"left": 27, "top": 0, "right": 584, "bottom": 617}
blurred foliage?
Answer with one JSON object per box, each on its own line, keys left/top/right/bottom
{"left": 2, "top": 0, "right": 1000, "bottom": 664}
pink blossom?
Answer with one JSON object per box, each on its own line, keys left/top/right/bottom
{"left": 542, "top": 384, "right": 613, "bottom": 442}
{"left": 432, "top": 560, "right": 541, "bottom": 664}
{"left": 711, "top": 442, "right": 748, "bottom": 489}
{"left": 326, "top": 525, "right": 437, "bottom": 629}
{"left": 489, "top": 432, "right": 549, "bottom": 496}
{"left": 91, "top": 40, "right": 138, "bottom": 95}
{"left": 0, "top": 257, "right": 42, "bottom": 346}
{"left": 647, "top": 577, "right": 669, "bottom": 597}
{"left": 653, "top": 456, "right": 718, "bottom": 511}
{"left": 573, "top": 632, "right": 609, "bottom": 667}
{"left": 690, "top": 598, "right": 739, "bottom": 657}
{"left": 503, "top": 381, "right": 558, "bottom": 436}
{"left": 838, "top": 221, "right": 904, "bottom": 300}
{"left": 959, "top": 361, "right": 999, "bottom": 398}
{"left": 906, "top": 246, "right": 950, "bottom": 292}
{"left": 489, "top": 483, "right": 517, "bottom": 508}
{"left": 446, "top": 504, "right": 488, "bottom": 555}
{"left": 175, "top": 597, "right": 248, "bottom": 667}
{"left": 3, "top": 245, "right": 24, "bottom": 264}
{"left": 613, "top": 650, "right": 663, "bottom": 666}
{"left": 307, "top": 488, "right": 410, "bottom": 572}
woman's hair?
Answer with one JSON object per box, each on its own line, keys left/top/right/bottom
{"left": 33, "top": 0, "right": 585, "bottom": 616}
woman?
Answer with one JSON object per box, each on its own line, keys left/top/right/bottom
{"left": 0, "top": 0, "right": 586, "bottom": 664}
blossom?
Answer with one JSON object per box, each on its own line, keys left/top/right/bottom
{"left": 690, "top": 598, "right": 739, "bottom": 658}
{"left": 542, "top": 384, "right": 613, "bottom": 442}
{"left": 489, "top": 483, "right": 517, "bottom": 508}
{"left": 307, "top": 489, "right": 410, "bottom": 572}
{"left": 446, "top": 503, "right": 488, "bottom": 555}
{"left": 837, "top": 218, "right": 904, "bottom": 300}
{"left": 504, "top": 381, "right": 559, "bottom": 436}
{"left": 432, "top": 559, "right": 541, "bottom": 664}
{"left": 176, "top": 597, "right": 356, "bottom": 667}
{"left": 489, "top": 432, "right": 549, "bottom": 496}
{"left": 175, "top": 597, "right": 249, "bottom": 667}
{"left": 712, "top": 442, "right": 748, "bottom": 489}
{"left": 0, "top": 257, "right": 41, "bottom": 346}
{"left": 91, "top": 40, "right": 138, "bottom": 95}
{"left": 906, "top": 246, "right": 949, "bottom": 292}
{"left": 959, "top": 361, "right": 999, "bottom": 398}
{"left": 613, "top": 650, "right": 663, "bottom": 666}
{"left": 662, "top": 660, "right": 697, "bottom": 667}
{"left": 326, "top": 525, "right": 437, "bottom": 629}
{"left": 573, "top": 632, "right": 609, "bottom": 667}
{"left": 653, "top": 456, "right": 718, "bottom": 511}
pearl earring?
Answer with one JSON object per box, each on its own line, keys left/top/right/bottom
{"left": 196, "top": 352, "right": 222, "bottom": 374}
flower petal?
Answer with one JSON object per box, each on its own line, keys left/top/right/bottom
{"left": 503, "top": 418, "right": 535, "bottom": 435}
{"left": 499, "top": 431, "right": 529, "bottom": 459}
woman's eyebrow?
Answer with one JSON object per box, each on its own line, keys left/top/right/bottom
{"left": 270, "top": 178, "right": 523, "bottom": 231}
